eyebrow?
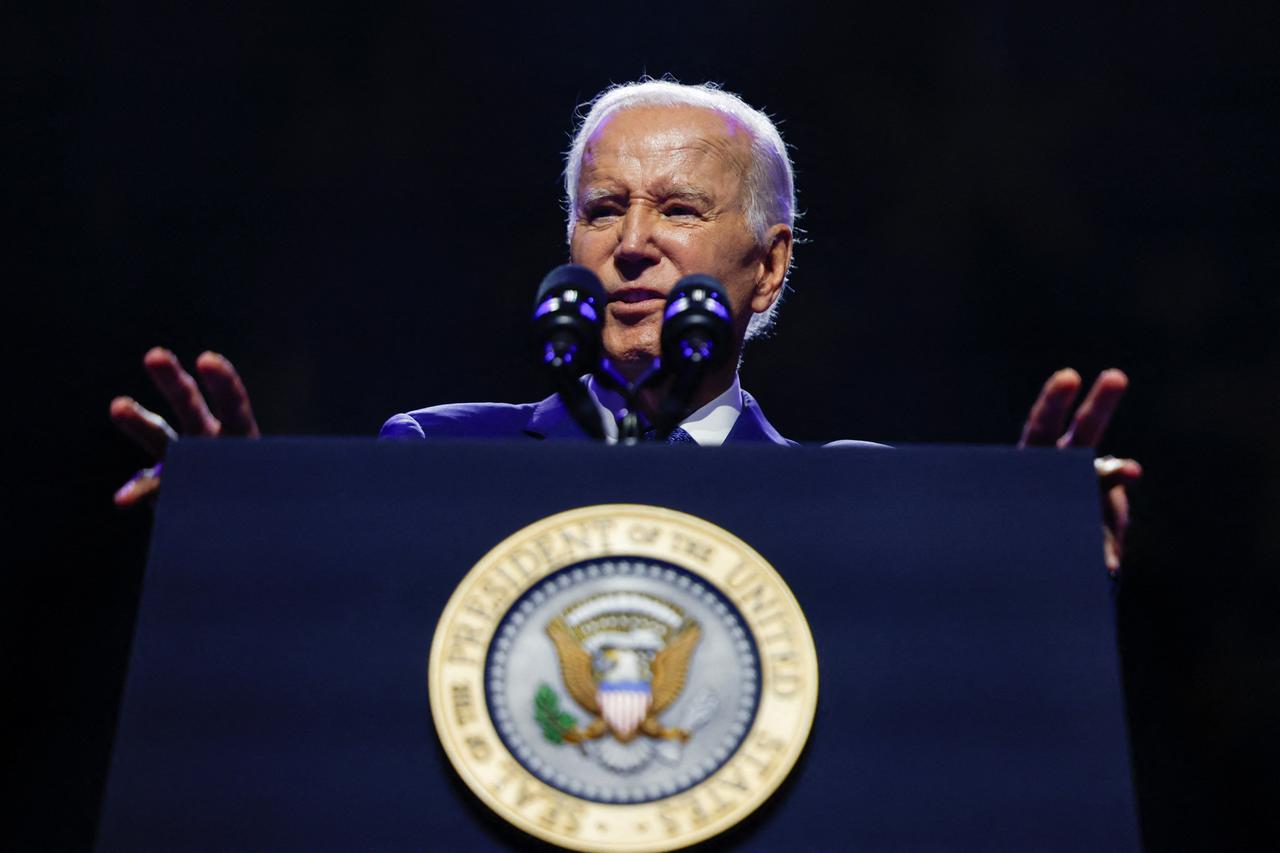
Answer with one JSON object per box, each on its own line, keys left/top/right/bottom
{"left": 579, "top": 186, "right": 623, "bottom": 208}
{"left": 578, "top": 184, "right": 715, "bottom": 208}
{"left": 661, "top": 186, "right": 715, "bottom": 206}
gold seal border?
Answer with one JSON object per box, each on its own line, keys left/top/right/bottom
{"left": 428, "top": 504, "right": 819, "bottom": 853}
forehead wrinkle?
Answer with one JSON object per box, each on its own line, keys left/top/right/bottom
{"left": 579, "top": 146, "right": 750, "bottom": 215}
{"left": 581, "top": 107, "right": 753, "bottom": 182}
{"left": 605, "top": 133, "right": 750, "bottom": 182}
{"left": 672, "top": 131, "right": 752, "bottom": 181}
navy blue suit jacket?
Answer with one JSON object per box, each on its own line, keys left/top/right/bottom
{"left": 379, "top": 390, "right": 796, "bottom": 445}
{"left": 380, "top": 391, "right": 887, "bottom": 448}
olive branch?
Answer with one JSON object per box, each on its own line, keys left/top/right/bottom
{"left": 534, "top": 683, "right": 578, "bottom": 744}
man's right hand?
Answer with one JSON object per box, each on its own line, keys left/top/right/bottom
{"left": 109, "top": 347, "right": 259, "bottom": 507}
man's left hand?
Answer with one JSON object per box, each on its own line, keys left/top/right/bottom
{"left": 1019, "top": 368, "right": 1143, "bottom": 576}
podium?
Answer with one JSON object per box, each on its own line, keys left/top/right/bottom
{"left": 98, "top": 439, "right": 1138, "bottom": 850}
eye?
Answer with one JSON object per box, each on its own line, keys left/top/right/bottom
{"left": 583, "top": 201, "right": 623, "bottom": 223}
{"left": 662, "top": 203, "right": 701, "bottom": 219}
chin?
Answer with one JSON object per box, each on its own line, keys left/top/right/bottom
{"left": 602, "top": 334, "right": 660, "bottom": 378}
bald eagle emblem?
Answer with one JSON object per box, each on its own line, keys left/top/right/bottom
{"left": 540, "top": 592, "right": 701, "bottom": 746}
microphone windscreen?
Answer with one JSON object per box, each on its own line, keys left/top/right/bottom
{"left": 661, "top": 274, "right": 734, "bottom": 372}
{"left": 535, "top": 264, "right": 605, "bottom": 307}
{"left": 665, "top": 274, "right": 731, "bottom": 313}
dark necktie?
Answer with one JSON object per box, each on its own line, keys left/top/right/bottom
{"left": 640, "top": 425, "right": 698, "bottom": 444}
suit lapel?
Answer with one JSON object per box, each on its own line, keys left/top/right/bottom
{"left": 724, "top": 391, "right": 795, "bottom": 446}
{"left": 524, "top": 393, "right": 586, "bottom": 440}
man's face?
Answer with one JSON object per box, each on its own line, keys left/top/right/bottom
{"left": 569, "top": 106, "right": 785, "bottom": 373}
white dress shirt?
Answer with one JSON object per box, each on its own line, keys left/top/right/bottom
{"left": 585, "top": 374, "right": 743, "bottom": 447}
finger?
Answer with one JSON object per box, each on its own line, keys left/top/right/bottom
{"left": 1018, "top": 368, "right": 1082, "bottom": 447}
{"left": 143, "top": 347, "right": 221, "bottom": 436}
{"left": 110, "top": 396, "right": 179, "bottom": 459}
{"left": 1102, "top": 484, "right": 1129, "bottom": 576}
{"left": 1103, "top": 527, "right": 1121, "bottom": 576}
{"left": 114, "top": 465, "right": 162, "bottom": 508}
{"left": 195, "top": 351, "right": 260, "bottom": 437}
{"left": 1095, "top": 456, "right": 1143, "bottom": 491}
{"left": 1060, "top": 368, "right": 1128, "bottom": 448}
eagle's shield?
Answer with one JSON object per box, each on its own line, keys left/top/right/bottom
{"left": 597, "top": 682, "right": 651, "bottom": 739}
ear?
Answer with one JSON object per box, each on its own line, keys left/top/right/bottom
{"left": 750, "top": 224, "right": 793, "bottom": 314}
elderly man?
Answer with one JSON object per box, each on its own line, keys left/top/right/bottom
{"left": 110, "top": 79, "right": 1140, "bottom": 569}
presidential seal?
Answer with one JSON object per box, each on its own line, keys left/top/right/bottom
{"left": 428, "top": 504, "right": 818, "bottom": 852}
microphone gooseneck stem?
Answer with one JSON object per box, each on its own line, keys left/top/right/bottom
{"left": 555, "top": 372, "right": 607, "bottom": 441}
{"left": 619, "top": 411, "right": 642, "bottom": 445}
{"left": 652, "top": 338, "right": 711, "bottom": 440}
{"left": 545, "top": 334, "right": 607, "bottom": 441}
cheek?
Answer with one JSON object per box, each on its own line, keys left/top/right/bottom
{"left": 658, "top": 228, "right": 754, "bottom": 274}
{"left": 569, "top": 228, "right": 605, "bottom": 265}
{"left": 652, "top": 231, "right": 713, "bottom": 271}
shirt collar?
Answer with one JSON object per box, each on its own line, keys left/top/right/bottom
{"left": 584, "top": 374, "right": 743, "bottom": 446}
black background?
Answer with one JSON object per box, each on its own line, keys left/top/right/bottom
{"left": 10, "top": 3, "right": 1278, "bottom": 849}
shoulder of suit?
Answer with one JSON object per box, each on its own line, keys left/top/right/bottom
{"left": 379, "top": 401, "right": 539, "bottom": 440}
{"left": 738, "top": 391, "right": 890, "bottom": 448}
{"left": 735, "top": 390, "right": 796, "bottom": 446}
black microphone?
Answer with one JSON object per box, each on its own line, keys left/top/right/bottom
{"left": 661, "top": 274, "right": 733, "bottom": 371}
{"left": 531, "top": 264, "right": 606, "bottom": 375}
{"left": 653, "top": 274, "right": 734, "bottom": 438}
{"left": 530, "top": 264, "right": 608, "bottom": 440}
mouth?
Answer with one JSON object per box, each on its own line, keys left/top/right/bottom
{"left": 606, "top": 288, "right": 666, "bottom": 324}
{"left": 609, "top": 287, "right": 666, "bottom": 305}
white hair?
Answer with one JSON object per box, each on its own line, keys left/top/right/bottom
{"left": 564, "top": 79, "right": 797, "bottom": 340}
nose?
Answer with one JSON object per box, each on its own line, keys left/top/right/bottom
{"left": 614, "top": 203, "right": 661, "bottom": 275}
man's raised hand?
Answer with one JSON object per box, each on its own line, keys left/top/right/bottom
{"left": 109, "top": 347, "right": 259, "bottom": 507}
{"left": 1019, "top": 368, "right": 1143, "bottom": 575}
